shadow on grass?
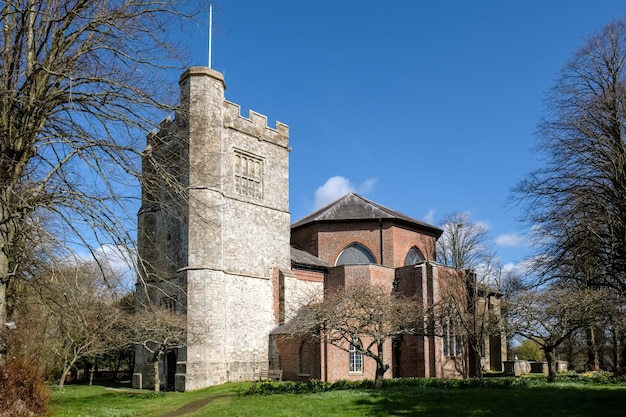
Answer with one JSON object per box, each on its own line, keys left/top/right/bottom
{"left": 351, "top": 385, "right": 626, "bottom": 417}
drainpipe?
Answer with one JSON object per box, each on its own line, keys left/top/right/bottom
{"left": 379, "top": 218, "right": 384, "bottom": 265}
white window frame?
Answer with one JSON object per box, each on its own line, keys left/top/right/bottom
{"left": 349, "top": 338, "right": 363, "bottom": 373}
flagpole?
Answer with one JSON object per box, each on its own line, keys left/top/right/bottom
{"left": 208, "top": 4, "right": 213, "bottom": 68}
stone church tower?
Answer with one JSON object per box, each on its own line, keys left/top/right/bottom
{"left": 134, "top": 67, "right": 291, "bottom": 391}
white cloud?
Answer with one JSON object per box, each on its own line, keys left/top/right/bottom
{"left": 476, "top": 220, "right": 491, "bottom": 231}
{"left": 423, "top": 209, "right": 436, "bottom": 225}
{"left": 314, "top": 176, "right": 377, "bottom": 209}
{"left": 502, "top": 258, "right": 535, "bottom": 277}
{"left": 357, "top": 178, "right": 377, "bottom": 194}
{"left": 495, "top": 233, "right": 526, "bottom": 247}
{"left": 93, "top": 244, "right": 136, "bottom": 292}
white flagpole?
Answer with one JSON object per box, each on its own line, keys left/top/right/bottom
{"left": 208, "top": 4, "right": 213, "bottom": 68}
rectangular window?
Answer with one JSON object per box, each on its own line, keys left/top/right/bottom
{"left": 349, "top": 340, "right": 363, "bottom": 373}
{"left": 234, "top": 150, "right": 263, "bottom": 199}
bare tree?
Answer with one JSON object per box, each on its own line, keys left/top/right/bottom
{"left": 288, "top": 284, "right": 426, "bottom": 388}
{"left": 436, "top": 212, "right": 492, "bottom": 270}
{"left": 513, "top": 17, "right": 626, "bottom": 294}
{"left": 437, "top": 212, "right": 505, "bottom": 378}
{"left": 16, "top": 259, "right": 128, "bottom": 388}
{"left": 0, "top": 0, "right": 203, "bottom": 360}
{"left": 512, "top": 17, "right": 626, "bottom": 374}
{"left": 507, "top": 285, "right": 605, "bottom": 382}
{"left": 126, "top": 305, "right": 187, "bottom": 392}
{"left": 439, "top": 266, "right": 505, "bottom": 379}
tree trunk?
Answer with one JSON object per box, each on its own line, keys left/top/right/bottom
{"left": 618, "top": 332, "right": 626, "bottom": 368}
{"left": 59, "top": 357, "right": 78, "bottom": 389}
{"left": 474, "top": 351, "right": 483, "bottom": 380}
{"left": 587, "top": 327, "right": 599, "bottom": 370}
{"left": 0, "top": 252, "right": 8, "bottom": 364}
{"left": 545, "top": 348, "right": 556, "bottom": 383}
{"left": 374, "top": 363, "right": 388, "bottom": 389}
{"left": 153, "top": 357, "right": 160, "bottom": 392}
{"left": 610, "top": 328, "right": 618, "bottom": 374}
{"left": 469, "top": 336, "right": 483, "bottom": 379}
{"left": 374, "top": 342, "right": 388, "bottom": 389}
{"left": 0, "top": 202, "right": 18, "bottom": 366}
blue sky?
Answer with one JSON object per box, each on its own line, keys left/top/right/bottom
{"left": 179, "top": 1, "right": 626, "bottom": 268}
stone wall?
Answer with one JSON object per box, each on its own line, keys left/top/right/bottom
{"left": 135, "top": 67, "right": 290, "bottom": 391}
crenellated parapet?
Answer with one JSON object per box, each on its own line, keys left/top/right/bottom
{"left": 136, "top": 66, "right": 291, "bottom": 392}
{"left": 223, "top": 100, "right": 289, "bottom": 149}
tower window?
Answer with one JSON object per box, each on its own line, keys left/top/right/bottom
{"left": 336, "top": 243, "right": 376, "bottom": 266}
{"left": 234, "top": 150, "right": 263, "bottom": 199}
{"left": 161, "top": 296, "right": 177, "bottom": 311}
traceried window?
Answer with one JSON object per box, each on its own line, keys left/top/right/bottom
{"left": 336, "top": 243, "right": 376, "bottom": 266}
{"left": 404, "top": 246, "right": 425, "bottom": 265}
{"left": 234, "top": 150, "right": 263, "bottom": 198}
{"left": 349, "top": 338, "right": 363, "bottom": 373}
{"left": 442, "top": 318, "right": 463, "bottom": 358}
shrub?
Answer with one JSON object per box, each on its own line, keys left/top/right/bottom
{"left": 559, "top": 371, "right": 626, "bottom": 385}
{"left": 0, "top": 356, "right": 50, "bottom": 417}
{"left": 241, "top": 374, "right": 626, "bottom": 397}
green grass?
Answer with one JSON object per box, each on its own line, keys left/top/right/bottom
{"left": 50, "top": 378, "right": 626, "bottom": 417}
{"left": 49, "top": 382, "right": 248, "bottom": 417}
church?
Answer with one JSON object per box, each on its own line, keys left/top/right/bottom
{"left": 133, "top": 66, "right": 505, "bottom": 391}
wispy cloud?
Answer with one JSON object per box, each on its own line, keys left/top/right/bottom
{"left": 495, "top": 233, "right": 526, "bottom": 247}
{"left": 93, "top": 244, "right": 135, "bottom": 292}
{"left": 423, "top": 209, "right": 436, "bottom": 225}
{"left": 314, "top": 176, "right": 377, "bottom": 209}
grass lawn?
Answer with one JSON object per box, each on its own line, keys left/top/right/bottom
{"left": 49, "top": 381, "right": 246, "bottom": 417}
{"left": 50, "top": 379, "right": 626, "bottom": 417}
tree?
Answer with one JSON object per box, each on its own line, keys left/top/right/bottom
{"left": 513, "top": 17, "right": 626, "bottom": 374}
{"left": 515, "top": 338, "right": 544, "bottom": 362}
{"left": 289, "top": 284, "right": 426, "bottom": 388}
{"left": 513, "top": 17, "right": 626, "bottom": 294}
{"left": 436, "top": 212, "right": 492, "bottom": 270}
{"left": 438, "top": 265, "right": 507, "bottom": 379}
{"left": 437, "top": 212, "right": 504, "bottom": 378}
{"left": 0, "top": 0, "right": 203, "bottom": 361}
{"left": 126, "top": 305, "right": 187, "bottom": 392}
{"left": 507, "top": 285, "right": 604, "bottom": 382}
{"left": 22, "top": 260, "right": 127, "bottom": 388}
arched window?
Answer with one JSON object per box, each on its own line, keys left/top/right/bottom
{"left": 442, "top": 319, "right": 463, "bottom": 357}
{"left": 336, "top": 243, "right": 376, "bottom": 266}
{"left": 404, "top": 246, "right": 425, "bottom": 265}
{"left": 349, "top": 338, "right": 363, "bottom": 373}
{"left": 443, "top": 304, "right": 463, "bottom": 358}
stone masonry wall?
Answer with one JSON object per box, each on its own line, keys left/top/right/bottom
{"left": 182, "top": 67, "right": 290, "bottom": 389}
{"left": 136, "top": 67, "right": 290, "bottom": 391}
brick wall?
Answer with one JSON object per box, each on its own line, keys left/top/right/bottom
{"left": 322, "top": 338, "right": 392, "bottom": 382}
{"left": 327, "top": 264, "right": 396, "bottom": 290}
{"left": 275, "top": 336, "right": 321, "bottom": 382}
{"left": 292, "top": 220, "right": 437, "bottom": 268}
{"left": 389, "top": 224, "right": 437, "bottom": 266}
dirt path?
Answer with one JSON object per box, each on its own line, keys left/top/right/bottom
{"left": 154, "top": 393, "right": 235, "bottom": 417}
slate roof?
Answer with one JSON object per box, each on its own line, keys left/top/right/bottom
{"left": 291, "top": 193, "right": 442, "bottom": 236}
{"left": 290, "top": 246, "right": 330, "bottom": 269}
